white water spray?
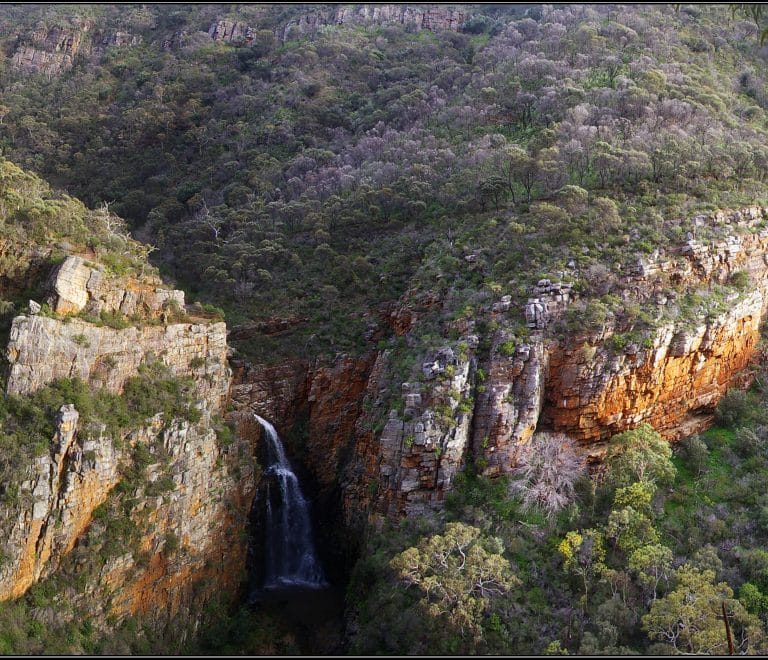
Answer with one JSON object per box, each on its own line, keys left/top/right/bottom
{"left": 254, "top": 414, "right": 326, "bottom": 588}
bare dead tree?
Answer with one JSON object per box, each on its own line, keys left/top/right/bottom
{"left": 509, "top": 431, "right": 586, "bottom": 517}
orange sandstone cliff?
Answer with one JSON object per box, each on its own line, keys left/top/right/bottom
{"left": 236, "top": 207, "right": 768, "bottom": 528}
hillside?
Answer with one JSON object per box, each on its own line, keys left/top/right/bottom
{"left": 1, "top": 4, "right": 767, "bottom": 362}
{"left": 1, "top": 2, "right": 768, "bottom": 655}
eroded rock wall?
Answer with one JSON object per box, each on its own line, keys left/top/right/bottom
{"left": 10, "top": 21, "right": 141, "bottom": 75}
{"left": 238, "top": 207, "right": 768, "bottom": 529}
{"left": 474, "top": 207, "right": 768, "bottom": 471}
{"left": 280, "top": 5, "right": 467, "bottom": 41}
{"left": 0, "top": 255, "right": 258, "bottom": 636}
{"left": 10, "top": 21, "right": 92, "bottom": 76}
{"left": 7, "top": 314, "right": 227, "bottom": 399}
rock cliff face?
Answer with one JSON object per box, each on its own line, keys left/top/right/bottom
{"left": 280, "top": 5, "right": 468, "bottom": 42}
{"left": 207, "top": 4, "right": 468, "bottom": 47}
{"left": 9, "top": 5, "right": 467, "bottom": 74}
{"left": 0, "top": 253, "right": 257, "bottom": 635}
{"left": 45, "top": 255, "right": 185, "bottom": 318}
{"left": 10, "top": 21, "right": 91, "bottom": 76}
{"left": 475, "top": 206, "right": 768, "bottom": 471}
{"left": 10, "top": 21, "right": 141, "bottom": 75}
{"left": 89, "top": 30, "right": 141, "bottom": 56}
{"left": 208, "top": 19, "right": 256, "bottom": 45}
{"left": 238, "top": 207, "right": 768, "bottom": 530}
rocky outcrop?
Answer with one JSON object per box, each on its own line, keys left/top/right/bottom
{"left": 371, "top": 346, "right": 475, "bottom": 518}
{"left": 0, "top": 253, "right": 260, "bottom": 636}
{"left": 0, "top": 404, "right": 108, "bottom": 600}
{"left": 281, "top": 5, "right": 468, "bottom": 42}
{"left": 7, "top": 315, "right": 227, "bottom": 398}
{"left": 236, "top": 206, "right": 768, "bottom": 529}
{"left": 473, "top": 336, "right": 550, "bottom": 477}
{"left": 544, "top": 292, "right": 760, "bottom": 446}
{"left": 0, "top": 401, "right": 257, "bottom": 626}
{"left": 46, "top": 255, "right": 184, "bottom": 318}
{"left": 229, "top": 358, "right": 309, "bottom": 426}
{"left": 89, "top": 30, "right": 141, "bottom": 55}
{"left": 11, "top": 21, "right": 141, "bottom": 75}
{"left": 206, "top": 4, "right": 468, "bottom": 46}
{"left": 208, "top": 19, "right": 255, "bottom": 45}
{"left": 88, "top": 415, "right": 257, "bottom": 626}
{"left": 10, "top": 21, "right": 92, "bottom": 76}
{"left": 473, "top": 207, "right": 768, "bottom": 471}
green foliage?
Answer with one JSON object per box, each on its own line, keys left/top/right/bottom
{"left": 122, "top": 360, "right": 201, "bottom": 426}
{"left": 729, "top": 269, "right": 750, "bottom": 290}
{"left": 99, "top": 310, "right": 131, "bottom": 329}
{"left": 678, "top": 433, "right": 709, "bottom": 475}
{"left": 739, "top": 582, "right": 768, "bottom": 616}
{"left": 716, "top": 388, "right": 764, "bottom": 429}
{"left": 643, "top": 565, "right": 765, "bottom": 654}
{"left": 603, "top": 424, "right": 676, "bottom": 489}
{"left": 164, "top": 532, "right": 180, "bottom": 554}
{"left": 352, "top": 520, "right": 519, "bottom": 655}
{"left": 628, "top": 544, "right": 674, "bottom": 601}
{"left": 3, "top": 3, "right": 768, "bottom": 654}
{"left": 498, "top": 340, "right": 516, "bottom": 357}
{"left": 72, "top": 333, "right": 89, "bottom": 347}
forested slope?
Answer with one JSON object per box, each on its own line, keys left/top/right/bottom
{"left": 2, "top": 4, "right": 768, "bottom": 655}
{"left": 2, "top": 4, "right": 768, "bottom": 361}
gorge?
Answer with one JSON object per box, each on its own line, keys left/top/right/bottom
{"left": 0, "top": 2, "right": 768, "bottom": 655}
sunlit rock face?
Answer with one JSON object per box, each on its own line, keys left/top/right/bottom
{"left": 0, "top": 255, "right": 258, "bottom": 635}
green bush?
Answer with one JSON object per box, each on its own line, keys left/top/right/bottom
{"left": 164, "top": 532, "right": 180, "bottom": 554}
{"left": 99, "top": 310, "right": 131, "bottom": 330}
{"left": 498, "top": 340, "right": 516, "bottom": 357}
{"left": 729, "top": 270, "right": 750, "bottom": 290}
{"left": 716, "top": 389, "right": 761, "bottom": 429}
{"left": 678, "top": 434, "right": 708, "bottom": 475}
{"left": 733, "top": 427, "right": 766, "bottom": 458}
{"left": 122, "top": 361, "right": 201, "bottom": 426}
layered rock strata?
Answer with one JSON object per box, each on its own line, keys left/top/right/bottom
{"left": 207, "top": 5, "right": 468, "bottom": 47}
{"left": 475, "top": 206, "right": 768, "bottom": 472}
{"left": 11, "top": 22, "right": 141, "bottom": 75}
{"left": 238, "top": 207, "right": 768, "bottom": 528}
{"left": 0, "top": 255, "right": 257, "bottom": 634}
{"left": 10, "top": 21, "right": 92, "bottom": 76}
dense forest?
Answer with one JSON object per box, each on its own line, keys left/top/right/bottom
{"left": 2, "top": 2, "right": 768, "bottom": 655}
{"left": 3, "top": 3, "right": 768, "bottom": 361}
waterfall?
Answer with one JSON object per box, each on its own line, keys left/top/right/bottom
{"left": 254, "top": 414, "right": 326, "bottom": 588}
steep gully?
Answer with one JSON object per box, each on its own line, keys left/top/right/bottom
{"left": 248, "top": 415, "right": 342, "bottom": 654}
{"left": 251, "top": 414, "right": 325, "bottom": 590}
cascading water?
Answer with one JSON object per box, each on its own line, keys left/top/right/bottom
{"left": 253, "top": 414, "right": 326, "bottom": 588}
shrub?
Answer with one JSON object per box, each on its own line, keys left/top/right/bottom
{"left": 498, "top": 340, "right": 516, "bottom": 356}
{"left": 164, "top": 532, "right": 180, "bottom": 554}
{"left": 99, "top": 310, "right": 131, "bottom": 329}
{"left": 716, "top": 389, "right": 760, "bottom": 429}
{"left": 603, "top": 424, "right": 675, "bottom": 489}
{"left": 679, "top": 434, "right": 708, "bottom": 475}
{"left": 189, "top": 356, "right": 206, "bottom": 369}
{"left": 729, "top": 269, "right": 750, "bottom": 290}
{"left": 72, "top": 333, "right": 89, "bottom": 347}
{"left": 733, "top": 427, "right": 766, "bottom": 458}
{"left": 122, "top": 361, "right": 201, "bottom": 426}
